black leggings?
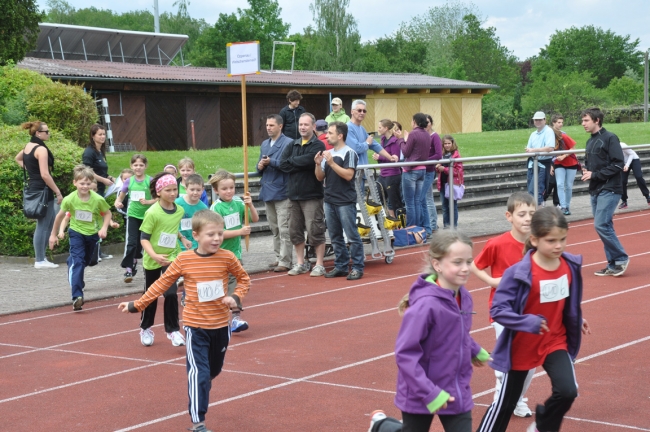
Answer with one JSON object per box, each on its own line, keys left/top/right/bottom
{"left": 622, "top": 158, "right": 650, "bottom": 202}
{"left": 121, "top": 216, "right": 144, "bottom": 270}
{"left": 373, "top": 411, "right": 471, "bottom": 432}
{"left": 140, "top": 266, "right": 179, "bottom": 333}
{"left": 379, "top": 174, "right": 404, "bottom": 211}
{"left": 477, "top": 350, "right": 578, "bottom": 432}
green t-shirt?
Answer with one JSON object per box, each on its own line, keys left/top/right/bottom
{"left": 210, "top": 196, "right": 248, "bottom": 260}
{"left": 175, "top": 196, "right": 208, "bottom": 251}
{"left": 60, "top": 190, "right": 110, "bottom": 236}
{"left": 140, "top": 202, "right": 184, "bottom": 270}
{"left": 126, "top": 175, "right": 152, "bottom": 219}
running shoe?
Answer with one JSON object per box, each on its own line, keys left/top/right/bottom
{"left": 594, "top": 265, "right": 626, "bottom": 277}
{"left": 526, "top": 422, "right": 539, "bottom": 432}
{"left": 140, "top": 328, "right": 154, "bottom": 346}
{"left": 618, "top": 201, "right": 628, "bottom": 209}
{"left": 188, "top": 423, "right": 212, "bottom": 432}
{"left": 123, "top": 271, "right": 133, "bottom": 283}
{"left": 34, "top": 261, "right": 59, "bottom": 269}
{"left": 167, "top": 331, "right": 185, "bottom": 346}
{"left": 72, "top": 296, "right": 84, "bottom": 311}
{"left": 347, "top": 269, "right": 364, "bottom": 280}
{"left": 288, "top": 263, "right": 310, "bottom": 276}
{"left": 310, "top": 265, "right": 326, "bottom": 277}
{"left": 100, "top": 252, "right": 113, "bottom": 260}
{"left": 231, "top": 316, "right": 249, "bottom": 333}
{"left": 368, "top": 410, "right": 387, "bottom": 432}
{"left": 514, "top": 400, "right": 533, "bottom": 417}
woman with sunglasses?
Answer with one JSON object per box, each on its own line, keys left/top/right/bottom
{"left": 82, "top": 124, "right": 114, "bottom": 197}
{"left": 15, "top": 121, "right": 64, "bottom": 269}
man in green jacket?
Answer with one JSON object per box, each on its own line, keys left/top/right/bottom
{"left": 325, "top": 97, "right": 350, "bottom": 123}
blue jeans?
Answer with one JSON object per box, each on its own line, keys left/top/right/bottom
{"left": 441, "top": 187, "right": 458, "bottom": 228}
{"left": 420, "top": 171, "right": 438, "bottom": 235}
{"left": 402, "top": 169, "right": 425, "bottom": 227}
{"left": 68, "top": 229, "right": 99, "bottom": 299}
{"left": 527, "top": 166, "right": 546, "bottom": 205}
{"left": 555, "top": 167, "right": 577, "bottom": 210}
{"left": 590, "top": 191, "right": 628, "bottom": 269}
{"left": 324, "top": 202, "right": 365, "bottom": 272}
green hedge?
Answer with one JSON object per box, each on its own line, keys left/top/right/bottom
{"left": 0, "top": 125, "right": 124, "bottom": 257}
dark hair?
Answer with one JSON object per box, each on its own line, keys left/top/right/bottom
{"left": 581, "top": 107, "right": 604, "bottom": 127}
{"left": 551, "top": 114, "right": 564, "bottom": 125}
{"left": 21, "top": 121, "right": 46, "bottom": 136}
{"left": 267, "top": 114, "right": 283, "bottom": 125}
{"left": 507, "top": 191, "right": 536, "bottom": 213}
{"left": 149, "top": 172, "right": 171, "bottom": 198}
{"left": 185, "top": 173, "right": 204, "bottom": 187}
{"left": 287, "top": 90, "right": 302, "bottom": 102}
{"left": 329, "top": 121, "right": 348, "bottom": 142}
{"left": 524, "top": 207, "right": 568, "bottom": 253}
{"left": 88, "top": 124, "right": 107, "bottom": 155}
{"left": 130, "top": 154, "right": 148, "bottom": 165}
{"left": 441, "top": 135, "right": 458, "bottom": 152}
{"left": 413, "top": 113, "right": 428, "bottom": 128}
{"left": 426, "top": 114, "right": 433, "bottom": 126}
{"left": 393, "top": 121, "right": 403, "bottom": 131}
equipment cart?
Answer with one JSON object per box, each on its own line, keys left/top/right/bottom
{"left": 355, "top": 168, "right": 395, "bottom": 264}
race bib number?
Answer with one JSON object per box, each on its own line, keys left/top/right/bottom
{"left": 540, "top": 275, "right": 570, "bottom": 303}
{"left": 157, "top": 232, "right": 177, "bottom": 248}
{"left": 224, "top": 212, "right": 241, "bottom": 229}
{"left": 75, "top": 210, "right": 93, "bottom": 222}
{"left": 180, "top": 218, "right": 192, "bottom": 231}
{"left": 196, "top": 279, "right": 224, "bottom": 303}
{"left": 130, "top": 191, "right": 145, "bottom": 201}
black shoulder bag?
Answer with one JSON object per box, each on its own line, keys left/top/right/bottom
{"left": 22, "top": 152, "right": 50, "bottom": 219}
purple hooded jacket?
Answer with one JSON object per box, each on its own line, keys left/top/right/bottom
{"left": 394, "top": 274, "right": 485, "bottom": 415}
{"left": 489, "top": 250, "right": 583, "bottom": 373}
{"left": 377, "top": 135, "right": 402, "bottom": 177}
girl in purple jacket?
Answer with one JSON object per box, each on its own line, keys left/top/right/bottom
{"left": 369, "top": 231, "right": 490, "bottom": 432}
{"left": 476, "top": 207, "right": 590, "bottom": 432}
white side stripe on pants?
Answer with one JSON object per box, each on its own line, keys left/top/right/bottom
{"left": 478, "top": 371, "right": 509, "bottom": 432}
{"left": 185, "top": 327, "right": 199, "bottom": 424}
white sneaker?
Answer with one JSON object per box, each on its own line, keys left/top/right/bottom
{"left": 514, "top": 400, "right": 533, "bottom": 417}
{"left": 368, "top": 410, "right": 387, "bottom": 432}
{"left": 34, "top": 261, "right": 59, "bottom": 269}
{"left": 310, "top": 264, "right": 326, "bottom": 277}
{"left": 526, "top": 422, "right": 538, "bottom": 432}
{"left": 167, "top": 331, "right": 185, "bottom": 346}
{"left": 140, "top": 328, "right": 154, "bottom": 346}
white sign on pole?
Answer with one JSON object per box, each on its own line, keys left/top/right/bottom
{"left": 226, "top": 41, "right": 261, "bottom": 77}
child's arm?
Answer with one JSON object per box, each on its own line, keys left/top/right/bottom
{"left": 110, "top": 219, "right": 120, "bottom": 229}
{"left": 490, "top": 266, "right": 547, "bottom": 334}
{"left": 469, "top": 337, "right": 491, "bottom": 367}
{"left": 114, "top": 191, "right": 127, "bottom": 209}
{"left": 59, "top": 212, "right": 71, "bottom": 239}
{"left": 98, "top": 211, "right": 111, "bottom": 239}
{"left": 140, "top": 238, "right": 171, "bottom": 267}
{"left": 470, "top": 262, "right": 500, "bottom": 288}
{"left": 226, "top": 256, "right": 251, "bottom": 310}
{"left": 243, "top": 193, "right": 259, "bottom": 223}
{"left": 49, "top": 210, "right": 67, "bottom": 249}
{"left": 118, "top": 259, "right": 182, "bottom": 312}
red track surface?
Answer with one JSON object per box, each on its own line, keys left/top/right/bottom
{"left": 2, "top": 211, "right": 650, "bottom": 431}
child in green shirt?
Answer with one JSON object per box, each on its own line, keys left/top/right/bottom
{"left": 209, "top": 169, "right": 259, "bottom": 332}
{"left": 49, "top": 165, "right": 111, "bottom": 311}
{"left": 176, "top": 174, "right": 208, "bottom": 251}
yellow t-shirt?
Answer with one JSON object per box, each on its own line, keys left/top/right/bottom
{"left": 302, "top": 139, "right": 309, "bottom": 146}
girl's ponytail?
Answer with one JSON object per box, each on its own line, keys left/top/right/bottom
{"left": 398, "top": 293, "right": 409, "bottom": 316}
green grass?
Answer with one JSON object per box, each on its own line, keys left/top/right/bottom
{"left": 106, "top": 122, "right": 650, "bottom": 177}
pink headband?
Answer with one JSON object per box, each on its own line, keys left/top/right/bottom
{"left": 156, "top": 174, "right": 177, "bottom": 193}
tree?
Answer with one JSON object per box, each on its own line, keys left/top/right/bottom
{"left": 191, "top": 0, "right": 289, "bottom": 69}
{"left": 361, "top": 30, "right": 429, "bottom": 74}
{"left": 0, "top": 0, "right": 43, "bottom": 64}
{"left": 308, "top": 0, "right": 363, "bottom": 71}
{"left": 606, "top": 76, "right": 644, "bottom": 106}
{"left": 451, "top": 14, "right": 519, "bottom": 90}
{"left": 538, "top": 25, "right": 643, "bottom": 88}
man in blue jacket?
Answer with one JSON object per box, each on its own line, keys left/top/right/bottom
{"left": 257, "top": 114, "right": 294, "bottom": 272}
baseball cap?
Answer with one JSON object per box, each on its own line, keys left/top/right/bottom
{"left": 532, "top": 111, "right": 546, "bottom": 120}
{"left": 331, "top": 97, "right": 342, "bottom": 106}
{"left": 315, "top": 119, "right": 328, "bottom": 131}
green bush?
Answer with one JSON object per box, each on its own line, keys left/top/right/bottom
{"left": 0, "top": 125, "right": 124, "bottom": 257}
{"left": 482, "top": 92, "right": 528, "bottom": 131}
{"left": 606, "top": 76, "right": 644, "bottom": 106}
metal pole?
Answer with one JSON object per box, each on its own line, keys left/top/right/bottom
{"left": 533, "top": 155, "right": 539, "bottom": 206}
{"left": 153, "top": 0, "right": 160, "bottom": 33}
{"left": 58, "top": 37, "right": 65, "bottom": 60}
{"left": 191, "top": 120, "right": 196, "bottom": 150}
{"left": 107, "top": 41, "right": 113, "bottom": 62}
{"left": 241, "top": 75, "right": 250, "bottom": 250}
{"left": 644, "top": 50, "right": 648, "bottom": 123}
{"left": 82, "top": 38, "right": 87, "bottom": 61}
{"left": 48, "top": 36, "right": 55, "bottom": 59}
{"left": 120, "top": 42, "right": 125, "bottom": 63}
{"left": 180, "top": 48, "right": 184, "bottom": 67}
{"left": 143, "top": 44, "right": 148, "bottom": 64}
{"left": 158, "top": 44, "right": 162, "bottom": 66}
{"left": 449, "top": 160, "right": 455, "bottom": 230}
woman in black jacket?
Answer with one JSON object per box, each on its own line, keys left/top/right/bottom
{"left": 82, "top": 124, "right": 114, "bottom": 196}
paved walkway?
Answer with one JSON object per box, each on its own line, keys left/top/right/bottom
{"left": 2, "top": 192, "right": 648, "bottom": 315}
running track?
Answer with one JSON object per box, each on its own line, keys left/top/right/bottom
{"left": 1, "top": 211, "right": 650, "bottom": 431}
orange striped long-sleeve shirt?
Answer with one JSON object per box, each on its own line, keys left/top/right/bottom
{"left": 131, "top": 249, "right": 250, "bottom": 329}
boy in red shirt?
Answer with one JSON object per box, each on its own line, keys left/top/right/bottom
{"left": 316, "top": 119, "right": 332, "bottom": 150}
{"left": 471, "top": 191, "right": 537, "bottom": 418}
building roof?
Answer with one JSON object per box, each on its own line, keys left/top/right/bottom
{"left": 27, "top": 23, "right": 188, "bottom": 65}
{"left": 18, "top": 57, "right": 497, "bottom": 90}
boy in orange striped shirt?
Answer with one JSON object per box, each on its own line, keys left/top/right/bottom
{"left": 119, "top": 210, "right": 250, "bottom": 432}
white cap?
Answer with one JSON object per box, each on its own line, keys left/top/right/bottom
{"left": 532, "top": 111, "right": 546, "bottom": 120}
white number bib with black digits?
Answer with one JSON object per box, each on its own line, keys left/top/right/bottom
{"left": 540, "top": 274, "right": 570, "bottom": 303}
{"left": 130, "top": 191, "right": 145, "bottom": 201}
{"left": 224, "top": 212, "right": 240, "bottom": 229}
{"left": 180, "top": 218, "right": 192, "bottom": 231}
{"left": 75, "top": 210, "right": 93, "bottom": 222}
{"left": 157, "top": 232, "right": 177, "bottom": 248}
{"left": 196, "top": 279, "right": 224, "bottom": 302}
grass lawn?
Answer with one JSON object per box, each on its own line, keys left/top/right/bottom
{"left": 106, "top": 122, "right": 650, "bottom": 178}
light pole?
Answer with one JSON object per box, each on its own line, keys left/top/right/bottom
{"left": 153, "top": 0, "right": 160, "bottom": 33}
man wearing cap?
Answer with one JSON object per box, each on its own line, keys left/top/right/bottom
{"left": 315, "top": 119, "right": 332, "bottom": 149}
{"left": 525, "top": 111, "right": 555, "bottom": 205}
{"left": 326, "top": 97, "right": 350, "bottom": 123}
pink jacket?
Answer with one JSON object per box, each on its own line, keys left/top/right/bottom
{"left": 436, "top": 150, "right": 464, "bottom": 191}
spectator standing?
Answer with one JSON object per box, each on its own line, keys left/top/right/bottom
{"left": 549, "top": 115, "right": 579, "bottom": 216}
{"left": 279, "top": 90, "right": 306, "bottom": 140}
{"left": 325, "top": 97, "right": 350, "bottom": 123}
{"left": 526, "top": 111, "right": 554, "bottom": 205}
{"left": 401, "top": 113, "right": 431, "bottom": 227}
{"left": 82, "top": 124, "right": 114, "bottom": 197}
{"left": 436, "top": 135, "right": 464, "bottom": 229}
{"left": 15, "top": 121, "right": 63, "bottom": 269}
{"left": 315, "top": 119, "right": 331, "bottom": 149}
{"left": 257, "top": 114, "right": 294, "bottom": 272}
{"left": 421, "top": 114, "right": 443, "bottom": 236}
{"left": 373, "top": 119, "right": 404, "bottom": 217}
{"left": 278, "top": 113, "right": 328, "bottom": 277}
{"left": 581, "top": 107, "right": 630, "bottom": 277}
{"left": 618, "top": 142, "right": 650, "bottom": 209}
{"left": 315, "top": 122, "right": 364, "bottom": 281}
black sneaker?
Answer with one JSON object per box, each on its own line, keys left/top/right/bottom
{"left": 325, "top": 268, "right": 349, "bottom": 278}
{"left": 124, "top": 271, "right": 133, "bottom": 283}
{"left": 594, "top": 265, "right": 626, "bottom": 277}
{"left": 347, "top": 269, "right": 364, "bottom": 280}
{"left": 72, "top": 296, "right": 84, "bottom": 311}
{"left": 618, "top": 201, "right": 628, "bottom": 209}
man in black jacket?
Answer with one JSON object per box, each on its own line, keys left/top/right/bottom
{"left": 581, "top": 107, "right": 629, "bottom": 277}
{"left": 279, "top": 90, "right": 306, "bottom": 140}
{"left": 278, "top": 112, "right": 327, "bottom": 277}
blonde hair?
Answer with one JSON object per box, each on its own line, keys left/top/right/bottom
{"left": 178, "top": 157, "right": 195, "bottom": 170}
{"left": 398, "top": 231, "right": 473, "bottom": 316}
{"left": 208, "top": 169, "right": 236, "bottom": 190}
{"left": 120, "top": 168, "right": 134, "bottom": 180}
{"left": 442, "top": 135, "right": 458, "bottom": 152}
{"left": 21, "top": 121, "right": 47, "bottom": 136}
{"left": 192, "top": 209, "right": 224, "bottom": 232}
{"left": 73, "top": 164, "right": 95, "bottom": 182}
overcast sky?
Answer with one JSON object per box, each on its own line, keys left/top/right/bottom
{"left": 37, "top": 0, "right": 650, "bottom": 61}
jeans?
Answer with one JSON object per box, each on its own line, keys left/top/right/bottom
{"left": 402, "top": 169, "right": 425, "bottom": 227}
{"left": 324, "top": 202, "right": 365, "bottom": 272}
{"left": 554, "top": 167, "right": 577, "bottom": 210}
{"left": 527, "top": 165, "right": 546, "bottom": 205}
{"left": 441, "top": 191, "right": 458, "bottom": 228}
{"left": 590, "top": 190, "right": 628, "bottom": 269}
{"left": 67, "top": 228, "right": 99, "bottom": 299}
{"left": 420, "top": 171, "right": 438, "bottom": 235}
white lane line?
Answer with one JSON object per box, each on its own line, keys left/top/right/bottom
{"left": 567, "top": 229, "right": 650, "bottom": 247}
{"left": 583, "top": 284, "right": 650, "bottom": 304}
{"left": 570, "top": 212, "right": 650, "bottom": 229}
{"left": 0, "top": 303, "right": 119, "bottom": 327}
{"left": 583, "top": 250, "right": 650, "bottom": 268}
{"left": 563, "top": 416, "right": 650, "bottom": 431}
